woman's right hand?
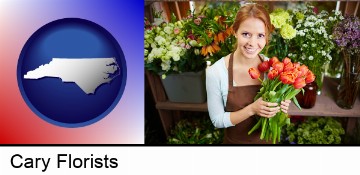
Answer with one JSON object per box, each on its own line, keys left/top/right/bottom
{"left": 250, "top": 97, "right": 280, "bottom": 118}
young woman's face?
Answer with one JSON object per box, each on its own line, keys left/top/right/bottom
{"left": 235, "top": 17, "right": 266, "bottom": 59}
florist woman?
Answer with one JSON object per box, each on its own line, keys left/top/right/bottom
{"left": 206, "top": 4, "right": 291, "bottom": 144}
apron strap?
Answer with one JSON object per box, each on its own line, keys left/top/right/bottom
{"left": 228, "top": 53, "right": 234, "bottom": 89}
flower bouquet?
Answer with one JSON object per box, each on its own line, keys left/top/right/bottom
{"left": 332, "top": 15, "right": 360, "bottom": 109}
{"left": 144, "top": 20, "right": 189, "bottom": 78}
{"left": 182, "top": 2, "right": 237, "bottom": 64}
{"left": 265, "top": 8, "right": 297, "bottom": 59}
{"left": 247, "top": 57, "right": 315, "bottom": 144}
{"left": 287, "top": 4, "right": 343, "bottom": 91}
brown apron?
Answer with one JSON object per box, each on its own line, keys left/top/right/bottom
{"left": 223, "top": 53, "right": 269, "bottom": 144}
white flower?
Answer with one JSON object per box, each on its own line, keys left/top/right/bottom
{"left": 335, "top": 10, "right": 341, "bottom": 16}
{"left": 151, "top": 43, "right": 156, "bottom": 49}
{"left": 147, "top": 52, "right": 154, "bottom": 63}
{"left": 308, "top": 56, "right": 314, "bottom": 60}
{"left": 163, "top": 26, "right": 172, "bottom": 35}
{"left": 322, "top": 51, "right": 326, "bottom": 56}
{"left": 324, "top": 33, "right": 330, "bottom": 39}
{"left": 205, "top": 133, "right": 212, "bottom": 138}
{"left": 327, "top": 54, "right": 332, "bottom": 61}
{"left": 189, "top": 40, "right": 198, "bottom": 47}
{"left": 194, "top": 49, "right": 200, "bottom": 55}
{"left": 161, "top": 60, "right": 171, "bottom": 71}
{"left": 155, "top": 35, "right": 166, "bottom": 46}
{"left": 153, "top": 18, "right": 164, "bottom": 26}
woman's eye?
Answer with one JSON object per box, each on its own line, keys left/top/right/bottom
{"left": 242, "top": 33, "right": 251, "bottom": 37}
{"left": 258, "top": 34, "right": 265, "bottom": 38}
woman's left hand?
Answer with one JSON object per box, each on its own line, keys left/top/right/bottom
{"left": 280, "top": 100, "right": 291, "bottom": 113}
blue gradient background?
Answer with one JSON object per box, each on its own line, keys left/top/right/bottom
{"left": 0, "top": 0, "right": 144, "bottom": 143}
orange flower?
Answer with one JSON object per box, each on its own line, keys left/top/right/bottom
{"left": 292, "top": 68, "right": 302, "bottom": 78}
{"left": 258, "top": 61, "right": 270, "bottom": 72}
{"left": 293, "top": 62, "right": 300, "bottom": 69}
{"left": 268, "top": 69, "right": 278, "bottom": 80}
{"left": 212, "top": 42, "right": 221, "bottom": 52}
{"left": 283, "top": 62, "right": 294, "bottom": 72}
{"left": 201, "top": 43, "right": 221, "bottom": 56}
{"left": 217, "top": 32, "right": 225, "bottom": 43}
{"left": 272, "top": 62, "right": 284, "bottom": 74}
{"left": 280, "top": 71, "right": 296, "bottom": 84}
{"left": 293, "top": 77, "right": 306, "bottom": 89}
{"left": 305, "top": 70, "right": 315, "bottom": 83}
{"left": 298, "top": 65, "right": 309, "bottom": 77}
{"left": 248, "top": 68, "right": 260, "bottom": 79}
{"left": 269, "top": 56, "right": 279, "bottom": 67}
{"left": 283, "top": 57, "right": 291, "bottom": 65}
{"left": 225, "top": 27, "right": 233, "bottom": 36}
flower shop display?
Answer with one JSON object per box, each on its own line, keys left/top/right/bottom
{"left": 332, "top": 15, "right": 360, "bottom": 109}
{"left": 289, "top": 5, "right": 343, "bottom": 93}
{"left": 145, "top": 3, "right": 238, "bottom": 103}
{"left": 144, "top": 20, "right": 193, "bottom": 78}
{"left": 145, "top": 3, "right": 238, "bottom": 78}
{"left": 283, "top": 117, "right": 345, "bottom": 144}
{"left": 265, "top": 4, "right": 343, "bottom": 94}
{"left": 183, "top": 4, "right": 237, "bottom": 63}
{"left": 167, "top": 117, "right": 224, "bottom": 144}
{"left": 247, "top": 57, "right": 315, "bottom": 144}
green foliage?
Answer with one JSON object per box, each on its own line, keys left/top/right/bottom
{"left": 167, "top": 117, "right": 224, "bottom": 144}
{"left": 144, "top": 2, "right": 239, "bottom": 77}
{"left": 283, "top": 117, "right": 345, "bottom": 144}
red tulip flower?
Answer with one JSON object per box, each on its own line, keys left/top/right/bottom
{"left": 298, "top": 65, "right": 309, "bottom": 77}
{"left": 293, "top": 77, "right": 306, "bottom": 89}
{"left": 272, "top": 62, "right": 284, "bottom": 74}
{"left": 269, "top": 57, "right": 279, "bottom": 67}
{"left": 248, "top": 68, "right": 260, "bottom": 79}
{"left": 280, "top": 71, "right": 296, "bottom": 84}
{"left": 258, "top": 61, "right": 270, "bottom": 72}
{"left": 268, "top": 69, "right": 278, "bottom": 80}
{"left": 305, "top": 71, "right": 315, "bottom": 83}
{"left": 283, "top": 62, "right": 294, "bottom": 72}
{"left": 283, "top": 57, "right": 291, "bottom": 65}
{"left": 293, "top": 62, "right": 300, "bottom": 69}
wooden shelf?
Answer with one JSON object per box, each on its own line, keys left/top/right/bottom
{"left": 146, "top": 70, "right": 360, "bottom": 137}
{"left": 288, "top": 77, "right": 360, "bottom": 117}
{"left": 156, "top": 101, "right": 207, "bottom": 112}
{"left": 155, "top": 77, "right": 360, "bottom": 117}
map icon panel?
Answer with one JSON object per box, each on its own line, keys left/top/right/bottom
{"left": 17, "top": 18, "right": 127, "bottom": 127}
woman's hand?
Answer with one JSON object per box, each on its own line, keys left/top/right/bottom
{"left": 251, "top": 97, "right": 280, "bottom": 118}
{"left": 280, "top": 100, "right": 291, "bottom": 113}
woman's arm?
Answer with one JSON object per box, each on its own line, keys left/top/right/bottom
{"left": 206, "top": 68, "right": 233, "bottom": 128}
{"left": 206, "top": 65, "right": 288, "bottom": 128}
